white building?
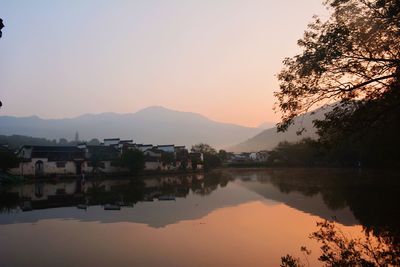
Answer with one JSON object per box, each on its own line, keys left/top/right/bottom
{"left": 10, "top": 146, "right": 85, "bottom": 176}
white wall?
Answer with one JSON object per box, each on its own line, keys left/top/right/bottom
{"left": 145, "top": 161, "right": 160, "bottom": 170}
{"left": 9, "top": 158, "right": 77, "bottom": 176}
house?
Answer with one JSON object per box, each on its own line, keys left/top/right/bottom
{"left": 118, "top": 140, "right": 133, "bottom": 149}
{"left": 10, "top": 146, "right": 85, "bottom": 176}
{"left": 9, "top": 138, "right": 200, "bottom": 177}
{"left": 82, "top": 145, "right": 126, "bottom": 174}
{"left": 143, "top": 148, "right": 162, "bottom": 170}
{"left": 175, "top": 146, "right": 189, "bottom": 169}
{"left": 136, "top": 144, "right": 154, "bottom": 152}
{"left": 156, "top": 145, "right": 175, "bottom": 153}
{"left": 103, "top": 138, "right": 120, "bottom": 147}
{"left": 249, "top": 151, "right": 270, "bottom": 162}
{"left": 256, "top": 150, "right": 270, "bottom": 162}
{"left": 230, "top": 152, "right": 252, "bottom": 162}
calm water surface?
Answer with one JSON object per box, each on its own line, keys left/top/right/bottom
{"left": 0, "top": 169, "right": 399, "bottom": 267}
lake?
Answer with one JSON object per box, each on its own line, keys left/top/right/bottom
{"left": 0, "top": 168, "right": 399, "bottom": 267}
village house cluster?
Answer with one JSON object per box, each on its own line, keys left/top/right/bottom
{"left": 228, "top": 151, "right": 270, "bottom": 163}
{"left": 9, "top": 138, "right": 203, "bottom": 177}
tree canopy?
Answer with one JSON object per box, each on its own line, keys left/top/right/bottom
{"left": 120, "top": 149, "right": 145, "bottom": 175}
{"left": 0, "top": 18, "right": 3, "bottom": 108}
{"left": 0, "top": 18, "right": 3, "bottom": 38}
{"left": 0, "top": 148, "right": 19, "bottom": 172}
{"left": 191, "top": 143, "right": 221, "bottom": 170}
{"left": 191, "top": 143, "right": 217, "bottom": 154}
{"left": 275, "top": 0, "right": 400, "bottom": 132}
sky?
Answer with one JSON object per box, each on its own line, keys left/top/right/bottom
{"left": 0, "top": 0, "right": 328, "bottom": 127}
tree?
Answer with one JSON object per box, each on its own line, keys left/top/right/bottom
{"left": 87, "top": 138, "right": 100, "bottom": 145}
{"left": 218, "top": 149, "right": 229, "bottom": 162}
{"left": 176, "top": 149, "right": 189, "bottom": 170}
{"left": 281, "top": 220, "right": 400, "bottom": 266}
{"left": 191, "top": 143, "right": 221, "bottom": 170}
{"left": 0, "top": 18, "right": 4, "bottom": 108}
{"left": 275, "top": 0, "right": 400, "bottom": 132}
{"left": 268, "top": 138, "right": 322, "bottom": 166}
{"left": 0, "top": 149, "right": 19, "bottom": 172}
{"left": 120, "top": 149, "right": 145, "bottom": 175}
{"left": 0, "top": 18, "right": 3, "bottom": 38}
{"left": 203, "top": 153, "right": 221, "bottom": 171}
{"left": 160, "top": 152, "right": 175, "bottom": 167}
{"left": 191, "top": 143, "right": 217, "bottom": 154}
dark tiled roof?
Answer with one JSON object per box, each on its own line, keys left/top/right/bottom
{"left": 26, "top": 146, "right": 85, "bottom": 161}
{"left": 119, "top": 140, "right": 133, "bottom": 143}
{"left": 86, "top": 145, "right": 120, "bottom": 161}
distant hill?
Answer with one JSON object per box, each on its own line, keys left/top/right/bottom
{"left": 230, "top": 106, "right": 332, "bottom": 152}
{"left": 0, "top": 106, "right": 262, "bottom": 149}
{"left": 257, "top": 121, "right": 277, "bottom": 129}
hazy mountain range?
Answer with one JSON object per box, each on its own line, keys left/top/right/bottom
{"left": 0, "top": 105, "right": 330, "bottom": 151}
{"left": 229, "top": 106, "right": 331, "bottom": 152}
{"left": 0, "top": 106, "right": 262, "bottom": 149}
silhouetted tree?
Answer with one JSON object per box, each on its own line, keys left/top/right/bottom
{"left": 191, "top": 143, "right": 217, "bottom": 154}
{"left": 281, "top": 220, "right": 400, "bottom": 266}
{"left": 203, "top": 153, "right": 221, "bottom": 171}
{"left": 191, "top": 143, "right": 221, "bottom": 170}
{"left": 160, "top": 152, "right": 175, "bottom": 167}
{"left": 276, "top": 0, "right": 400, "bottom": 132}
{"left": 0, "top": 18, "right": 4, "bottom": 108}
{"left": 218, "top": 149, "right": 229, "bottom": 162}
{"left": 120, "top": 149, "right": 145, "bottom": 176}
{"left": 275, "top": 0, "right": 400, "bottom": 167}
{"left": 0, "top": 18, "right": 4, "bottom": 38}
{"left": 0, "top": 149, "right": 19, "bottom": 172}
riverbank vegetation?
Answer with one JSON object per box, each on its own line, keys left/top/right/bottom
{"left": 267, "top": 135, "right": 400, "bottom": 168}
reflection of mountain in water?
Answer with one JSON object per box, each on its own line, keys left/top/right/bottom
{"left": 0, "top": 185, "right": 264, "bottom": 228}
{"left": 0, "top": 169, "right": 399, "bottom": 233}
{"left": 240, "top": 169, "right": 400, "bottom": 237}
{"left": 238, "top": 179, "right": 358, "bottom": 226}
{"left": 0, "top": 174, "right": 266, "bottom": 228}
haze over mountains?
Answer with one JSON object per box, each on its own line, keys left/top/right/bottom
{"left": 229, "top": 106, "right": 330, "bottom": 152}
{"left": 0, "top": 106, "right": 262, "bottom": 149}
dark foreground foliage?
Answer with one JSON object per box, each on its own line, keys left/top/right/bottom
{"left": 274, "top": 0, "right": 400, "bottom": 168}
{"left": 268, "top": 134, "right": 400, "bottom": 167}
{"left": 281, "top": 220, "right": 400, "bottom": 267}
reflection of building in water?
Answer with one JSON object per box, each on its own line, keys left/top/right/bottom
{"left": 5, "top": 174, "right": 206, "bottom": 211}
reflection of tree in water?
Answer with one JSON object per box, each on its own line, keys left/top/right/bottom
{"left": 77, "top": 172, "right": 234, "bottom": 204}
{"left": 86, "top": 180, "right": 145, "bottom": 206}
{"left": 268, "top": 169, "right": 400, "bottom": 245}
{"left": 0, "top": 190, "right": 19, "bottom": 213}
{"left": 282, "top": 220, "right": 400, "bottom": 267}
{"left": 191, "top": 171, "right": 234, "bottom": 196}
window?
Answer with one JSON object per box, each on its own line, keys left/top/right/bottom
{"left": 56, "top": 162, "right": 66, "bottom": 168}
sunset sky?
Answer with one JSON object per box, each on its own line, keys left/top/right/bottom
{"left": 0, "top": 0, "right": 327, "bottom": 127}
